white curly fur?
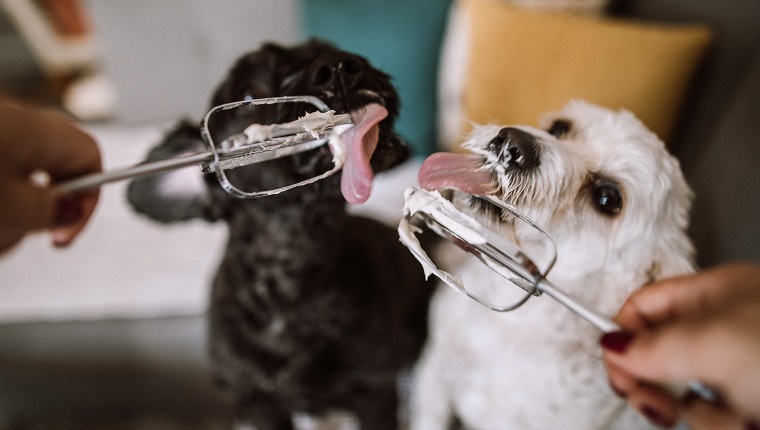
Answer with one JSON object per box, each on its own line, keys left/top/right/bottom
{"left": 411, "top": 101, "right": 695, "bottom": 430}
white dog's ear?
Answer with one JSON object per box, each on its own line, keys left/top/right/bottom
{"left": 650, "top": 241, "right": 696, "bottom": 281}
{"left": 650, "top": 174, "right": 697, "bottom": 279}
{"left": 127, "top": 120, "right": 224, "bottom": 223}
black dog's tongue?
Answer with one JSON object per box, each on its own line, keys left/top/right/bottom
{"left": 341, "top": 103, "right": 387, "bottom": 204}
{"left": 339, "top": 107, "right": 497, "bottom": 202}
{"left": 418, "top": 152, "right": 496, "bottom": 195}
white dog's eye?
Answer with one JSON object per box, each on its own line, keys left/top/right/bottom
{"left": 547, "top": 119, "right": 571, "bottom": 138}
{"left": 592, "top": 181, "right": 623, "bottom": 216}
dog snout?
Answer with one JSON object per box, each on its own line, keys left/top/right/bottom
{"left": 311, "top": 53, "right": 364, "bottom": 91}
{"left": 487, "top": 127, "right": 540, "bottom": 171}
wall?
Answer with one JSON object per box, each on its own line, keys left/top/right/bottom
{"left": 86, "top": 0, "right": 300, "bottom": 124}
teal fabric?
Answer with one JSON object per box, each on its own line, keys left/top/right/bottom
{"left": 299, "top": 0, "right": 453, "bottom": 157}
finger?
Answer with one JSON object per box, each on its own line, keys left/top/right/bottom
{"left": 605, "top": 360, "right": 637, "bottom": 398}
{"left": 0, "top": 175, "right": 98, "bottom": 248}
{"left": 681, "top": 397, "right": 745, "bottom": 430}
{"left": 615, "top": 276, "right": 717, "bottom": 331}
{"left": 0, "top": 176, "right": 58, "bottom": 230}
{"left": 614, "top": 267, "right": 753, "bottom": 331}
{"left": 50, "top": 191, "right": 99, "bottom": 247}
{"left": 604, "top": 358, "right": 684, "bottom": 427}
{"left": 704, "top": 264, "right": 760, "bottom": 299}
{"left": 0, "top": 233, "right": 24, "bottom": 255}
{"left": 603, "top": 321, "right": 728, "bottom": 388}
{"left": 1, "top": 101, "right": 101, "bottom": 179}
{"left": 626, "top": 383, "right": 680, "bottom": 428}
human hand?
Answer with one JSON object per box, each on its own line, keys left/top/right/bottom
{"left": 0, "top": 99, "right": 101, "bottom": 253}
{"left": 601, "top": 263, "right": 760, "bottom": 429}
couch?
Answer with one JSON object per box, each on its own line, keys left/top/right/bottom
{"left": 612, "top": 0, "right": 760, "bottom": 267}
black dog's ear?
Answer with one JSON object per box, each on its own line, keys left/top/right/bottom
{"left": 127, "top": 120, "right": 224, "bottom": 223}
{"left": 210, "top": 42, "right": 291, "bottom": 107}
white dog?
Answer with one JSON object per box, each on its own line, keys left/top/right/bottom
{"left": 410, "top": 100, "right": 695, "bottom": 430}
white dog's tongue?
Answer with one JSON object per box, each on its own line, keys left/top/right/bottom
{"left": 418, "top": 152, "right": 495, "bottom": 195}
{"left": 341, "top": 103, "right": 388, "bottom": 204}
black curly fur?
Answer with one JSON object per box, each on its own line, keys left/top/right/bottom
{"left": 126, "top": 39, "right": 434, "bottom": 429}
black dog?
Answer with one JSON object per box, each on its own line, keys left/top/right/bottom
{"left": 127, "top": 40, "right": 434, "bottom": 429}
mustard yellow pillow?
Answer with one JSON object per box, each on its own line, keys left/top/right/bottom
{"left": 462, "top": 0, "right": 712, "bottom": 142}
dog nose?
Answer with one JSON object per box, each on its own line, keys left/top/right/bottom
{"left": 488, "top": 127, "right": 540, "bottom": 171}
{"left": 311, "top": 53, "right": 364, "bottom": 91}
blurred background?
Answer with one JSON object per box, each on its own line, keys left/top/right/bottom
{"left": 0, "top": 0, "right": 758, "bottom": 428}
{"left": 0, "top": 0, "right": 300, "bottom": 123}
{"left": 0, "top": 0, "right": 453, "bottom": 155}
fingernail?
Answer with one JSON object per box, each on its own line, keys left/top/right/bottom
{"left": 641, "top": 404, "right": 675, "bottom": 428}
{"left": 54, "top": 196, "right": 83, "bottom": 227}
{"left": 745, "top": 419, "right": 760, "bottom": 430}
{"left": 52, "top": 237, "right": 69, "bottom": 248}
{"left": 600, "top": 331, "right": 635, "bottom": 354}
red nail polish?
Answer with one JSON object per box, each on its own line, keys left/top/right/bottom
{"left": 641, "top": 405, "right": 675, "bottom": 428}
{"left": 54, "top": 196, "right": 83, "bottom": 227}
{"left": 600, "top": 331, "right": 635, "bottom": 353}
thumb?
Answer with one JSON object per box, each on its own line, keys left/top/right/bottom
{"left": 0, "top": 179, "right": 61, "bottom": 253}
{"left": 0, "top": 177, "right": 59, "bottom": 231}
{"left": 1, "top": 175, "right": 87, "bottom": 233}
